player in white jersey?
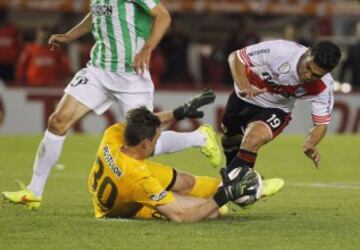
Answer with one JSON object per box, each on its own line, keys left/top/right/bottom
{"left": 222, "top": 40, "right": 341, "bottom": 173}
{"left": 2, "top": 1, "right": 222, "bottom": 209}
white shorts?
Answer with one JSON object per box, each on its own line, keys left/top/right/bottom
{"left": 64, "top": 64, "right": 154, "bottom": 116}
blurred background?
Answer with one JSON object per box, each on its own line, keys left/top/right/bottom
{"left": 0, "top": 0, "right": 360, "bottom": 134}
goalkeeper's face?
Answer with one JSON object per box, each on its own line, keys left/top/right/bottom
{"left": 145, "top": 128, "right": 161, "bottom": 158}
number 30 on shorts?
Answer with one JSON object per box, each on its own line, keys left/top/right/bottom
{"left": 266, "top": 114, "right": 281, "bottom": 128}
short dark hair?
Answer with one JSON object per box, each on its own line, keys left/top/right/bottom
{"left": 311, "top": 41, "right": 341, "bottom": 71}
{"left": 124, "top": 107, "right": 161, "bottom": 146}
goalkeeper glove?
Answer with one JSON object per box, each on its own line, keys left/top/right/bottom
{"left": 173, "top": 89, "right": 216, "bottom": 120}
{"left": 213, "top": 167, "right": 258, "bottom": 207}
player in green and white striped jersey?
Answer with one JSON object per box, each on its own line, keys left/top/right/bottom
{"left": 2, "top": 1, "right": 222, "bottom": 209}
{"left": 90, "top": 0, "right": 161, "bottom": 74}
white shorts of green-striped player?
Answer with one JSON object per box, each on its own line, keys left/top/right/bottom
{"left": 65, "top": 64, "right": 154, "bottom": 117}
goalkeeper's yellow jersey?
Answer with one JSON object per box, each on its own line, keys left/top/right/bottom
{"left": 88, "top": 123, "right": 175, "bottom": 218}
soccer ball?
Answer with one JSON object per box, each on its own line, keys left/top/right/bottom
{"left": 227, "top": 167, "right": 263, "bottom": 207}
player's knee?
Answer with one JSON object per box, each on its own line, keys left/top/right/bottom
{"left": 48, "top": 112, "right": 71, "bottom": 135}
{"left": 241, "top": 132, "right": 269, "bottom": 151}
{"left": 241, "top": 135, "right": 257, "bottom": 151}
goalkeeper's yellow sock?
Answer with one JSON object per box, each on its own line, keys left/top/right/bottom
{"left": 188, "top": 176, "right": 221, "bottom": 199}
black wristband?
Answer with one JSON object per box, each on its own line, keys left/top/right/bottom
{"left": 173, "top": 106, "right": 185, "bottom": 121}
{"left": 213, "top": 186, "right": 228, "bottom": 207}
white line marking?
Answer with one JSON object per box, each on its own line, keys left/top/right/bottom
{"left": 289, "top": 182, "right": 360, "bottom": 190}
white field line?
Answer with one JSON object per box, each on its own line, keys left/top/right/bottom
{"left": 42, "top": 173, "right": 360, "bottom": 191}
{"left": 288, "top": 182, "right": 360, "bottom": 190}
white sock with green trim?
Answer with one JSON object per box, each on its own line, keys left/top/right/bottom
{"left": 154, "top": 131, "right": 206, "bottom": 155}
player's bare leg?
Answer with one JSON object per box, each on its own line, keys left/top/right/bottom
{"left": 2, "top": 94, "right": 91, "bottom": 208}
{"left": 241, "top": 121, "right": 273, "bottom": 152}
{"left": 225, "top": 121, "right": 284, "bottom": 201}
{"left": 226, "top": 121, "right": 272, "bottom": 173}
{"left": 47, "top": 94, "right": 91, "bottom": 136}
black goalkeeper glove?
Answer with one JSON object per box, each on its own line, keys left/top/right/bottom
{"left": 213, "top": 167, "right": 258, "bottom": 207}
{"left": 172, "top": 89, "right": 216, "bottom": 120}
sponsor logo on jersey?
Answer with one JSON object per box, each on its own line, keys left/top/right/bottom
{"left": 248, "top": 49, "right": 270, "bottom": 57}
{"left": 278, "top": 63, "right": 291, "bottom": 74}
{"left": 295, "top": 86, "right": 307, "bottom": 97}
{"left": 150, "top": 190, "right": 167, "bottom": 201}
{"left": 91, "top": 4, "right": 113, "bottom": 16}
{"left": 261, "top": 72, "right": 279, "bottom": 87}
{"left": 103, "top": 145, "right": 122, "bottom": 178}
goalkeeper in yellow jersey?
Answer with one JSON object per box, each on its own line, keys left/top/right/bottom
{"left": 89, "top": 92, "right": 282, "bottom": 222}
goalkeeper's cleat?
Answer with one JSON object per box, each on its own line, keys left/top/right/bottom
{"left": 261, "top": 178, "right": 284, "bottom": 197}
{"left": 2, "top": 180, "right": 42, "bottom": 210}
{"left": 198, "top": 124, "right": 222, "bottom": 168}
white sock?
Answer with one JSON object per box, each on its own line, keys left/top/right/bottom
{"left": 27, "top": 130, "right": 66, "bottom": 197}
{"left": 154, "top": 130, "right": 206, "bottom": 155}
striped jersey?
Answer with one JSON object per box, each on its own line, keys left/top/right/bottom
{"left": 235, "top": 39, "right": 334, "bottom": 125}
{"left": 90, "top": 0, "right": 159, "bottom": 73}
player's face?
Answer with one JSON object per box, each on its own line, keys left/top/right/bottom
{"left": 298, "top": 51, "right": 328, "bottom": 83}
{"left": 145, "top": 128, "right": 161, "bottom": 158}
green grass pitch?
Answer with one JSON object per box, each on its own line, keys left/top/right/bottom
{"left": 0, "top": 134, "right": 359, "bottom": 250}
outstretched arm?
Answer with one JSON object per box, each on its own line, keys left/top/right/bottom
{"left": 155, "top": 89, "right": 216, "bottom": 124}
{"left": 49, "top": 13, "right": 92, "bottom": 50}
{"left": 155, "top": 111, "right": 175, "bottom": 124}
{"left": 302, "top": 124, "right": 327, "bottom": 168}
{"left": 156, "top": 194, "right": 220, "bottom": 223}
{"left": 156, "top": 167, "right": 258, "bottom": 223}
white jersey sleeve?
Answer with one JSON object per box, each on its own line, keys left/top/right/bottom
{"left": 236, "top": 40, "right": 298, "bottom": 67}
{"left": 309, "top": 74, "right": 334, "bottom": 125}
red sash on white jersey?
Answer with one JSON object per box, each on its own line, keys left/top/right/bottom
{"left": 246, "top": 65, "right": 327, "bottom": 98}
